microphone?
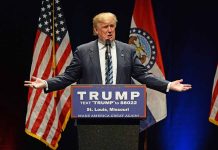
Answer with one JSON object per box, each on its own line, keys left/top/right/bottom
{"left": 105, "top": 39, "right": 111, "bottom": 55}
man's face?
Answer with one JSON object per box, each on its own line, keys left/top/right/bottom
{"left": 94, "top": 16, "right": 116, "bottom": 42}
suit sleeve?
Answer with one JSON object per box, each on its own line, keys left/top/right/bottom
{"left": 131, "top": 48, "right": 169, "bottom": 93}
{"left": 45, "top": 49, "right": 82, "bottom": 93}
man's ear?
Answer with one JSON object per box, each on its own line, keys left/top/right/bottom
{"left": 94, "top": 28, "right": 98, "bottom": 35}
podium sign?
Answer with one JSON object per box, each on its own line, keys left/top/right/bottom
{"left": 71, "top": 85, "right": 146, "bottom": 118}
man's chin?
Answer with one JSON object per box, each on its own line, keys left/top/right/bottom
{"left": 106, "top": 37, "right": 114, "bottom": 41}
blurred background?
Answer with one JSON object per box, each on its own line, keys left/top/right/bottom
{"left": 0, "top": 0, "right": 217, "bottom": 150}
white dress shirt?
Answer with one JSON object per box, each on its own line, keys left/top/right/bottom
{"left": 98, "top": 40, "right": 117, "bottom": 85}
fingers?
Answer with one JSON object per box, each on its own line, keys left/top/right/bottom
{"left": 24, "top": 84, "right": 29, "bottom": 87}
{"left": 24, "top": 81, "right": 32, "bottom": 87}
{"left": 182, "top": 84, "right": 192, "bottom": 91}
{"left": 24, "top": 76, "right": 37, "bottom": 84}
{"left": 24, "top": 81, "right": 32, "bottom": 84}
{"left": 184, "top": 84, "right": 192, "bottom": 89}
{"left": 24, "top": 79, "right": 36, "bottom": 89}
{"left": 176, "top": 79, "right": 183, "bottom": 83}
{"left": 24, "top": 83, "right": 35, "bottom": 88}
{"left": 185, "top": 84, "right": 192, "bottom": 87}
{"left": 172, "top": 79, "right": 183, "bottom": 85}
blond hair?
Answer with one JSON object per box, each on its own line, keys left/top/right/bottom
{"left": 92, "top": 12, "right": 118, "bottom": 35}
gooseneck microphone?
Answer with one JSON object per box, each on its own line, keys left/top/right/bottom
{"left": 105, "top": 39, "right": 111, "bottom": 56}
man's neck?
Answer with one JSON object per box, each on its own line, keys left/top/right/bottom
{"left": 98, "top": 39, "right": 115, "bottom": 48}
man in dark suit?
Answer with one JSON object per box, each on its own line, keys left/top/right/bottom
{"left": 24, "top": 12, "right": 191, "bottom": 92}
{"left": 24, "top": 11, "right": 192, "bottom": 150}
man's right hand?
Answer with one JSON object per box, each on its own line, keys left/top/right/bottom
{"left": 24, "top": 76, "right": 47, "bottom": 89}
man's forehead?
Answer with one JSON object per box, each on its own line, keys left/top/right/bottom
{"left": 97, "top": 19, "right": 116, "bottom": 26}
{"left": 98, "top": 21, "right": 115, "bottom": 25}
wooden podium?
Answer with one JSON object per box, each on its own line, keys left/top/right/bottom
{"left": 71, "top": 85, "right": 146, "bottom": 150}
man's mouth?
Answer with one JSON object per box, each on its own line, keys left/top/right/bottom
{"left": 107, "top": 35, "right": 112, "bottom": 38}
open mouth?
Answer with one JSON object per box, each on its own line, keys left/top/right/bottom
{"left": 107, "top": 35, "right": 113, "bottom": 39}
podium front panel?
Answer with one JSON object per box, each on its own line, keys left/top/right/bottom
{"left": 71, "top": 84, "right": 146, "bottom": 119}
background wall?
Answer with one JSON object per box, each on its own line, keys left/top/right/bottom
{"left": 0, "top": 0, "right": 217, "bottom": 150}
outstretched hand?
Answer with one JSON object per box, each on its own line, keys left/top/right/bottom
{"left": 169, "top": 79, "right": 192, "bottom": 92}
{"left": 24, "top": 76, "right": 46, "bottom": 89}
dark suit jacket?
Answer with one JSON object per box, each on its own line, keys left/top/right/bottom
{"left": 46, "top": 40, "right": 169, "bottom": 93}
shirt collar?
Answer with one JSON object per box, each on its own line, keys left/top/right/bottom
{"left": 98, "top": 39, "right": 115, "bottom": 50}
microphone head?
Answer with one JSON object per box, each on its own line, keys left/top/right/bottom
{"left": 105, "top": 39, "right": 111, "bottom": 47}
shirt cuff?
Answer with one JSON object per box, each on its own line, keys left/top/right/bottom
{"left": 166, "top": 82, "right": 171, "bottom": 92}
{"left": 43, "top": 80, "right": 48, "bottom": 90}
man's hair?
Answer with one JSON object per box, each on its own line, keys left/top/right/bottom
{"left": 92, "top": 12, "right": 118, "bottom": 36}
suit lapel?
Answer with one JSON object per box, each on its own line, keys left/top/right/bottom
{"left": 89, "top": 40, "right": 102, "bottom": 84}
{"left": 116, "top": 41, "right": 125, "bottom": 84}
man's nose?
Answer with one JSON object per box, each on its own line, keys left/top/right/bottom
{"left": 108, "top": 27, "right": 112, "bottom": 32}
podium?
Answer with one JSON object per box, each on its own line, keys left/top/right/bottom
{"left": 71, "top": 85, "right": 146, "bottom": 150}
